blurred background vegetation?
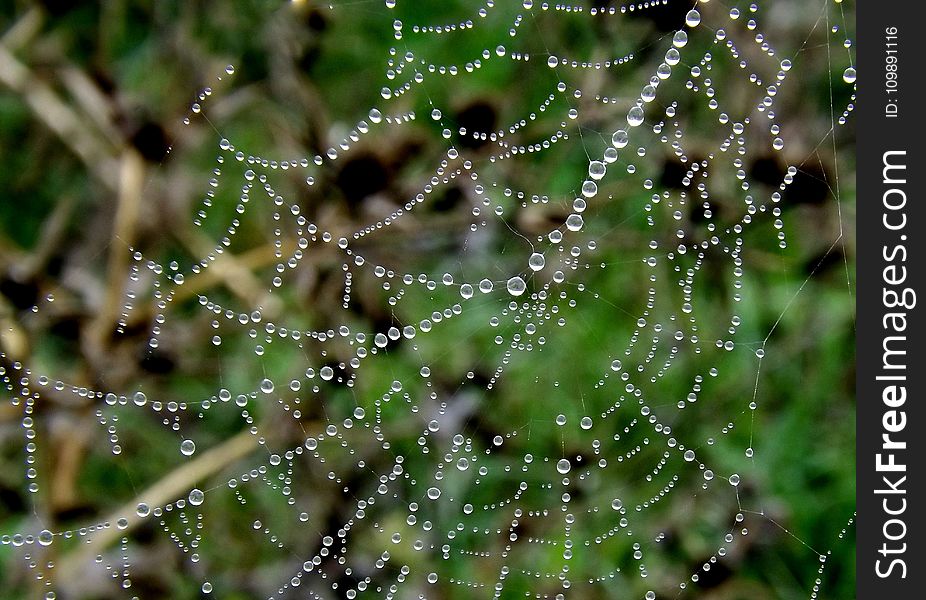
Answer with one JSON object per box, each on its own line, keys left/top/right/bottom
{"left": 0, "top": 1, "right": 854, "bottom": 599}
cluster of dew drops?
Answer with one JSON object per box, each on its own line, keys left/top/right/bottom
{"left": 0, "top": 0, "right": 857, "bottom": 599}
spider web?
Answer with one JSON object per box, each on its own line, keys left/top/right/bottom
{"left": 0, "top": 1, "right": 855, "bottom": 599}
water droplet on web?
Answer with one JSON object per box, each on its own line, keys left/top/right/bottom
{"left": 729, "top": 473, "right": 741, "bottom": 486}
{"left": 627, "top": 106, "right": 645, "bottom": 127}
{"left": 641, "top": 85, "right": 656, "bottom": 103}
{"left": 581, "top": 180, "right": 598, "bottom": 197}
{"left": 685, "top": 9, "right": 701, "bottom": 27}
{"left": 612, "top": 129, "right": 629, "bottom": 148}
{"left": 566, "top": 214, "right": 584, "bottom": 231}
{"left": 842, "top": 67, "right": 856, "bottom": 83}
{"left": 507, "top": 276, "right": 526, "bottom": 296}
{"left": 133, "top": 391, "right": 147, "bottom": 406}
{"left": 556, "top": 459, "right": 571, "bottom": 474}
{"left": 136, "top": 503, "right": 150, "bottom": 517}
{"left": 38, "top": 529, "right": 53, "bottom": 546}
{"left": 528, "top": 253, "right": 545, "bottom": 271}
{"left": 589, "top": 161, "right": 606, "bottom": 180}
{"left": 180, "top": 439, "right": 196, "bottom": 456}
{"left": 225, "top": 65, "right": 235, "bottom": 75}
{"left": 611, "top": 498, "right": 623, "bottom": 510}
{"left": 427, "top": 486, "right": 441, "bottom": 500}
{"left": 260, "top": 379, "right": 275, "bottom": 394}
{"left": 479, "top": 279, "right": 494, "bottom": 293}
{"left": 580, "top": 416, "right": 593, "bottom": 430}
{"left": 189, "top": 488, "right": 205, "bottom": 506}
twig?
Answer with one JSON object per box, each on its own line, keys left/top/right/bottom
{"left": 0, "top": 6, "right": 43, "bottom": 50}
{"left": 0, "top": 43, "right": 119, "bottom": 190}
{"left": 84, "top": 150, "right": 145, "bottom": 366}
{"left": 174, "top": 228, "right": 284, "bottom": 316}
{"left": 54, "top": 428, "right": 258, "bottom": 581}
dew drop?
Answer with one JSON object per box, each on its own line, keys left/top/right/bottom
{"left": 189, "top": 488, "right": 205, "bottom": 506}
{"left": 507, "top": 276, "right": 526, "bottom": 296}
{"left": 566, "top": 214, "right": 584, "bottom": 231}
{"left": 612, "top": 129, "right": 629, "bottom": 148}
{"left": 180, "top": 439, "right": 196, "bottom": 457}
{"left": 528, "top": 253, "right": 545, "bottom": 271}
{"left": 685, "top": 9, "right": 701, "bottom": 27}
